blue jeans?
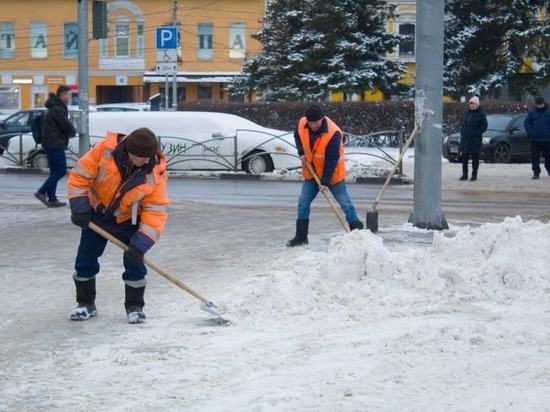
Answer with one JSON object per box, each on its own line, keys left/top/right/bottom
{"left": 297, "top": 179, "right": 359, "bottom": 222}
{"left": 37, "top": 148, "right": 67, "bottom": 202}
{"left": 74, "top": 221, "right": 147, "bottom": 284}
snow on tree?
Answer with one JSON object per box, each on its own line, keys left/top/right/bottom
{"left": 444, "top": 0, "right": 550, "bottom": 100}
{"left": 230, "top": 0, "right": 410, "bottom": 102}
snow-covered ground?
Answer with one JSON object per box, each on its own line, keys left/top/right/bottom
{"left": 1, "top": 150, "right": 550, "bottom": 411}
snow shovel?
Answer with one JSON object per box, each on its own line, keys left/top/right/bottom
{"left": 304, "top": 160, "right": 350, "bottom": 233}
{"left": 88, "top": 222, "right": 231, "bottom": 326}
{"left": 366, "top": 124, "right": 420, "bottom": 233}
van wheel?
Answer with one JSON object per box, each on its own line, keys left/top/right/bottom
{"left": 242, "top": 151, "right": 274, "bottom": 174}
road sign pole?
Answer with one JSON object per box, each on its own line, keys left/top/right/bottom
{"left": 165, "top": 74, "right": 169, "bottom": 110}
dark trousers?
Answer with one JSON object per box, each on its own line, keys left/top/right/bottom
{"left": 530, "top": 141, "right": 550, "bottom": 175}
{"left": 37, "top": 148, "right": 67, "bottom": 202}
{"left": 461, "top": 152, "right": 479, "bottom": 177}
{"left": 74, "top": 220, "right": 147, "bottom": 283}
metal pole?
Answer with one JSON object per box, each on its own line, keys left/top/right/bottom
{"left": 408, "top": 0, "right": 448, "bottom": 230}
{"left": 172, "top": 0, "right": 178, "bottom": 110}
{"left": 165, "top": 74, "right": 169, "bottom": 110}
{"left": 77, "top": 0, "right": 90, "bottom": 157}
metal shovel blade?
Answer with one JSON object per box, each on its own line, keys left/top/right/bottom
{"left": 200, "top": 302, "right": 232, "bottom": 326}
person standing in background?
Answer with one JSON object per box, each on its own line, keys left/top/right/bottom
{"left": 34, "top": 85, "right": 76, "bottom": 207}
{"left": 458, "top": 96, "right": 488, "bottom": 182}
{"left": 524, "top": 96, "right": 550, "bottom": 180}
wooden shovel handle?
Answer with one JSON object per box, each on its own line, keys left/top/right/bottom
{"left": 88, "top": 222, "right": 213, "bottom": 306}
{"left": 372, "top": 124, "right": 419, "bottom": 210}
{"left": 304, "top": 160, "right": 350, "bottom": 233}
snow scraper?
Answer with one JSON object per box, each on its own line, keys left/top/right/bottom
{"left": 88, "top": 222, "right": 231, "bottom": 326}
{"left": 366, "top": 125, "right": 419, "bottom": 233}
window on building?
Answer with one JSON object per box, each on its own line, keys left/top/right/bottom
{"left": 399, "top": 23, "right": 415, "bottom": 57}
{"left": 115, "top": 21, "right": 130, "bottom": 57}
{"left": 63, "top": 23, "right": 78, "bottom": 58}
{"left": 137, "top": 23, "right": 144, "bottom": 57}
{"left": 197, "top": 23, "right": 213, "bottom": 60}
{"left": 0, "top": 22, "right": 15, "bottom": 58}
{"left": 30, "top": 22, "right": 47, "bottom": 59}
{"left": 198, "top": 84, "right": 212, "bottom": 99}
{"left": 0, "top": 86, "right": 20, "bottom": 111}
{"left": 229, "top": 23, "right": 246, "bottom": 59}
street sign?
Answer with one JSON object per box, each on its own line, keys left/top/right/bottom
{"left": 156, "top": 62, "right": 177, "bottom": 75}
{"left": 156, "top": 50, "right": 178, "bottom": 62}
{"left": 156, "top": 27, "right": 178, "bottom": 49}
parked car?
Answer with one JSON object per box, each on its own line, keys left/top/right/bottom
{"left": 442, "top": 113, "right": 529, "bottom": 163}
{"left": 95, "top": 103, "right": 150, "bottom": 112}
{"left": 0, "top": 108, "right": 45, "bottom": 155}
{"left": 2, "top": 111, "right": 301, "bottom": 174}
{"left": 87, "top": 111, "right": 300, "bottom": 173}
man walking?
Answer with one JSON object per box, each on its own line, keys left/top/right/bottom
{"left": 524, "top": 96, "right": 550, "bottom": 179}
{"left": 286, "top": 105, "right": 363, "bottom": 247}
{"left": 34, "top": 85, "right": 76, "bottom": 207}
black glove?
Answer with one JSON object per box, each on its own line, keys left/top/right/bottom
{"left": 71, "top": 211, "right": 92, "bottom": 228}
{"left": 124, "top": 245, "right": 144, "bottom": 265}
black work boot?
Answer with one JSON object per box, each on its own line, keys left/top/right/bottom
{"left": 125, "top": 284, "right": 146, "bottom": 324}
{"left": 349, "top": 221, "right": 364, "bottom": 231}
{"left": 470, "top": 172, "right": 477, "bottom": 182}
{"left": 70, "top": 277, "right": 98, "bottom": 321}
{"left": 286, "top": 219, "right": 309, "bottom": 247}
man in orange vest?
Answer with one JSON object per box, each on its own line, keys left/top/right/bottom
{"left": 287, "top": 105, "right": 363, "bottom": 247}
{"left": 67, "top": 127, "right": 169, "bottom": 323}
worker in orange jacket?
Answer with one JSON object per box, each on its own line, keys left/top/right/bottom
{"left": 287, "top": 105, "right": 363, "bottom": 247}
{"left": 67, "top": 127, "right": 169, "bottom": 323}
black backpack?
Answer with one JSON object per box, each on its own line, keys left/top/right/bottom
{"left": 30, "top": 111, "right": 44, "bottom": 145}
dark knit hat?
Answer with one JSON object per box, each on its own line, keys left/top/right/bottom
{"left": 125, "top": 127, "right": 158, "bottom": 158}
{"left": 305, "top": 105, "right": 324, "bottom": 122}
{"left": 535, "top": 96, "right": 545, "bottom": 105}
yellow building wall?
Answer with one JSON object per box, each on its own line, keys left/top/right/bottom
{"left": 0, "top": 0, "right": 264, "bottom": 109}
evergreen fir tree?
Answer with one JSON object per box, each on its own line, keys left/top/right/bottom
{"left": 444, "top": 0, "right": 550, "bottom": 100}
{"left": 231, "top": 0, "right": 409, "bottom": 101}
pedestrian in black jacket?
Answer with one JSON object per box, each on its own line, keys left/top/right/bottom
{"left": 523, "top": 96, "right": 550, "bottom": 179}
{"left": 458, "top": 96, "right": 488, "bottom": 181}
{"left": 34, "top": 85, "right": 76, "bottom": 208}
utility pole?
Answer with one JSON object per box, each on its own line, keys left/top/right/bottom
{"left": 77, "top": 0, "right": 90, "bottom": 157}
{"left": 408, "top": 0, "right": 448, "bottom": 230}
{"left": 172, "top": 0, "right": 178, "bottom": 110}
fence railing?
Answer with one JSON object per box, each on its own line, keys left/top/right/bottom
{"left": 1, "top": 129, "right": 409, "bottom": 174}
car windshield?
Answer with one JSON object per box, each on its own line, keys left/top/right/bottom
{"left": 486, "top": 116, "right": 511, "bottom": 131}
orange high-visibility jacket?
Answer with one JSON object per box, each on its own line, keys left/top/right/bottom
{"left": 297, "top": 116, "right": 346, "bottom": 185}
{"left": 67, "top": 131, "right": 169, "bottom": 249}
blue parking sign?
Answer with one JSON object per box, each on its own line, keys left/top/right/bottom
{"left": 156, "top": 27, "right": 178, "bottom": 49}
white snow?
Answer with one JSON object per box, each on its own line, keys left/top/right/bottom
{"left": 1, "top": 151, "right": 550, "bottom": 411}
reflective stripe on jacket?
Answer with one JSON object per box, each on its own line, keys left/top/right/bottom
{"left": 297, "top": 116, "right": 346, "bottom": 185}
{"left": 67, "top": 131, "right": 169, "bottom": 249}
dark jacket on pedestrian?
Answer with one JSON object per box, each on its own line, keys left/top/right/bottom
{"left": 41, "top": 93, "right": 76, "bottom": 149}
{"left": 459, "top": 106, "right": 488, "bottom": 154}
{"left": 524, "top": 103, "right": 550, "bottom": 143}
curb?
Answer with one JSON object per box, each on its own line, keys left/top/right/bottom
{"left": 0, "top": 166, "right": 412, "bottom": 185}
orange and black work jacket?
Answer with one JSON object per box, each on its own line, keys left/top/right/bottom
{"left": 294, "top": 116, "right": 346, "bottom": 186}
{"left": 67, "top": 131, "right": 169, "bottom": 253}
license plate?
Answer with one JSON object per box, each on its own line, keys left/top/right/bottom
{"left": 450, "top": 147, "right": 458, "bottom": 153}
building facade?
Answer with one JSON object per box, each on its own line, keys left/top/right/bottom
{"left": 0, "top": 0, "right": 267, "bottom": 111}
{"left": 0, "top": 0, "right": 419, "bottom": 111}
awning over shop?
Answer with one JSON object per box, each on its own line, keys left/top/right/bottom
{"left": 143, "top": 71, "right": 241, "bottom": 83}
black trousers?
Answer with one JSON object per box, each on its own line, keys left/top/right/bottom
{"left": 530, "top": 141, "right": 550, "bottom": 175}
{"left": 461, "top": 152, "right": 479, "bottom": 177}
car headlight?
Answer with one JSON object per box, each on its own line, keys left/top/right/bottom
{"left": 482, "top": 137, "right": 491, "bottom": 145}
{"left": 443, "top": 136, "right": 449, "bottom": 144}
